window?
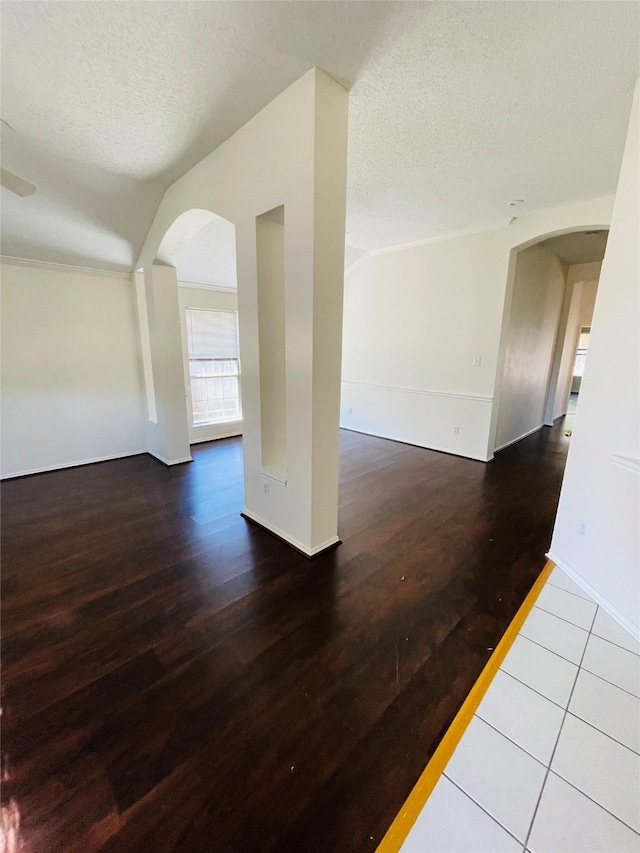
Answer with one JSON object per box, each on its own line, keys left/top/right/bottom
{"left": 185, "top": 308, "right": 241, "bottom": 426}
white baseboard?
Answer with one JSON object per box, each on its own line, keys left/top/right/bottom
{"left": 189, "top": 430, "right": 242, "bottom": 445}
{"left": 494, "top": 424, "right": 545, "bottom": 453}
{"left": 548, "top": 551, "right": 640, "bottom": 643}
{"left": 1, "top": 449, "right": 147, "bottom": 479}
{"left": 147, "top": 450, "right": 193, "bottom": 466}
{"left": 241, "top": 508, "right": 340, "bottom": 558}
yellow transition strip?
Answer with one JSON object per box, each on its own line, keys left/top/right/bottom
{"left": 376, "top": 559, "right": 555, "bottom": 853}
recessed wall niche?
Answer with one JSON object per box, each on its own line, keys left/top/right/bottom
{"left": 256, "top": 205, "right": 286, "bottom": 481}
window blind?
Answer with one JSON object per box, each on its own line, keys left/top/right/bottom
{"left": 186, "top": 308, "right": 239, "bottom": 360}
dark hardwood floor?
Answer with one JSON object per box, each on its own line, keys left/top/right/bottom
{"left": 1, "top": 418, "right": 573, "bottom": 852}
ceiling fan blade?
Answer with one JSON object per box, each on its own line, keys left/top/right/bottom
{"left": 1, "top": 167, "right": 36, "bottom": 197}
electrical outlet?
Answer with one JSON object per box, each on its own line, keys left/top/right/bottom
{"left": 579, "top": 519, "right": 588, "bottom": 538}
{"left": 263, "top": 482, "right": 270, "bottom": 496}
{"left": 453, "top": 426, "right": 460, "bottom": 435}
{"left": 348, "top": 407, "right": 353, "bottom": 415}
{"left": 473, "top": 355, "right": 482, "bottom": 367}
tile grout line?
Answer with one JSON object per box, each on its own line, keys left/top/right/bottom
{"left": 549, "top": 574, "right": 640, "bottom": 651}
{"left": 546, "top": 579, "right": 601, "bottom": 603}
{"left": 473, "top": 713, "right": 550, "bottom": 768}
{"left": 533, "top": 603, "right": 594, "bottom": 633}
{"left": 579, "top": 664, "right": 640, "bottom": 700}
{"left": 529, "top": 603, "right": 591, "bottom": 633}
{"left": 590, "top": 637, "right": 640, "bottom": 659}
{"left": 478, "top": 682, "right": 640, "bottom": 767}
{"left": 474, "top": 667, "right": 640, "bottom": 772}
{"left": 442, "top": 773, "right": 526, "bottom": 849}
{"left": 505, "top": 634, "right": 640, "bottom": 703}
{"left": 563, "top": 708, "right": 640, "bottom": 758}
{"left": 517, "top": 631, "right": 585, "bottom": 665}
{"left": 546, "top": 766, "right": 640, "bottom": 836}
{"left": 522, "top": 604, "right": 600, "bottom": 851}
{"left": 498, "top": 669, "right": 569, "bottom": 711}
{"left": 533, "top": 600, "right": 640, "bottom": 657}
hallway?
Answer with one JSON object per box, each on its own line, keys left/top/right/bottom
{"left": 2, "top": 417, "right": 573, "bottom": 852}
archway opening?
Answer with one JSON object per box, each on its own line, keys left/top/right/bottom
{"left": 493, "top": 228, "right": 609, "bottom": 456}
{"left": 156, "top": 209, "right": 242, "bottom": 448}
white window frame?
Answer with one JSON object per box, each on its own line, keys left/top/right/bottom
{"left": 185, "top": 308, "right": 242, "bottom": 427}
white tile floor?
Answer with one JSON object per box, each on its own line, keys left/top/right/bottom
{"left": 399, "top": 567, "right": 640, "bottom": 853}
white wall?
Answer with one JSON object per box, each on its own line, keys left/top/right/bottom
{"left": 550, "top": 82, "right": 640, "bottom": 638}
{"left": 341, "top": 196, "right": 613, "bottom": 462}
{"left": 177, "top": 284, "right": 241, "bottom": 444}
{"left": 1, "top": 258, "right": 146, "bottom": 477}
{"left": 494, "top": 244, "right": 566, "bottom": 451}
{"left": 341, "top": 228, "right": 507, "bottom": 461}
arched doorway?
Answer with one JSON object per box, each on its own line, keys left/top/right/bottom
{"left": 156, "top": 209, "right": 241, "bottom": 448}
{"left": 134, "top": 207, "right": 240, "bottom": 468}
{"left": 492, "top": 227, "right": 609, "bottom": 456}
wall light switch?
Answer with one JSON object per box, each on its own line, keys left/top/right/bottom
{"left": 473, "top": 356, "right": 482, "bottom": 367}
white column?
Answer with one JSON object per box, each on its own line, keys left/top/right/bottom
{"left": 238, "top": 69, "right": 349, "bottom": 557}
{"left": 136, "top": 263, "right": 191, "bottom": 466}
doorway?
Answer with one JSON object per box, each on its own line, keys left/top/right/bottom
{"left": 154, "top": 209, "right": 242, "bottom": 447}
{"left": 494, "top": 229, "right": 607, "bottom": 454}
{"left": 571, "top": 325, "right": 591, "bottom": 396}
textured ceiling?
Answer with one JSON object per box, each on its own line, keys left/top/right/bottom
{"left": 542, "top": 231, "right": 609, "bottom": 266}
{"left": 1, "top": 1, "right": 638, "bottom": 280}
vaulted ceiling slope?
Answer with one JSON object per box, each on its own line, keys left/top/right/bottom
{"left": 1, "top": 1, "right": 638, "bottom": 278}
